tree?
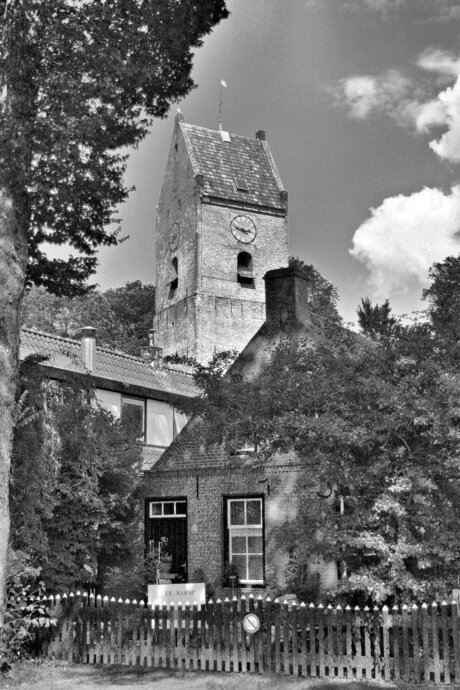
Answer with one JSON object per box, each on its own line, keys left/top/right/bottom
{"left": 22, "top": 281, "right": 156, "bottom": 355}
{"left": 357, "top": 297, "right": 396, "bottom": 340}
{"left": 11, "top": 360, "right": 143, "bottom": 593}
{"left": 0, "top": 0, "right": 228, "bottom": 618}
{"left": 423, "top": 254, "right": 460, "bottom": 351}
{"left": 289, "top": 257, "right": 341, "bottom": 324}
{"left": 184, "top": 291, "right": 460, "bottom": 604}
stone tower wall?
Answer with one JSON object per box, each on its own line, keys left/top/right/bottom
{"left": 154, "top": 120, "right": 289, "bottom": 363}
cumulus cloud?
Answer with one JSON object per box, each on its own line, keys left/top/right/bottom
{"left": 350, "top": 186, "right": 460, "bottom": 299}
{"left": 335, "top": 70, "right": 412, "bottom": 120}
{"left": 333, "top": 49, "right": 460, "bottom": 163}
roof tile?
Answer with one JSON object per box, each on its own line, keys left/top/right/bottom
{"left": 20, "top": 328, "right": 197, "bottom": 398}
{"left": 180, "top": 123, "right": 286, "bottom": 211}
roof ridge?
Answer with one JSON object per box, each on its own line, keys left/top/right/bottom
{"left": 21, "top": 327, "right": 78, "bottom": 346}
{"left": 180, "top": 121, "right": 258, "bottom": 142}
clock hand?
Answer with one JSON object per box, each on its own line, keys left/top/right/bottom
{"left": 234, "top": 222, "right": 250, "bottom": 233}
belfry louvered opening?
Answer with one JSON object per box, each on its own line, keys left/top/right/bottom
{"left": 169, "top": 257, "right": 178, "bottom": 292}
{"left": 237, "top": 251, "right": 254, "bottom": 288}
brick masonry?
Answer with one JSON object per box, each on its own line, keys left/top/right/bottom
{"left": 153, "top": 117, "right": 289, "bottom": 364}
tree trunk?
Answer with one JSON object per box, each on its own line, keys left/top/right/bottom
{"left": 0, "top": 188, "right": 28, "bottom": 623}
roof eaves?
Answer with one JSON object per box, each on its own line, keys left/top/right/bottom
{"left": 260, "top": 140, "right": 286, "bottom": 193}
{"left": 179, "top": 122, "right": 201, "bottom": 175}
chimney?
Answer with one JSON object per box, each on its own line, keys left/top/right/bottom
{"left": 255, "top": 130, "right": 266, "bottom": 141}
{"left": 264, "top": 267, "right": 311, "bottom": 329}
{"left": 140, "top": 328, "right": 163, "bottom": 364}
{"left": 80, "top": 327, "right": 96, "bottom": 372}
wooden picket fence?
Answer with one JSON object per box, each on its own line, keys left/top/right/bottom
{"left": 36, "top": 592, "right": 460, "bottom": 684}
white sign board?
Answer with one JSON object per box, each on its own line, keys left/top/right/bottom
{"left": 148, "top": 582, "right": 206, "bottom": 608}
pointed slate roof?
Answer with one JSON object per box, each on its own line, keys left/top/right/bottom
{"left": 179, "top": 120, "right": 287, "bottom": 213}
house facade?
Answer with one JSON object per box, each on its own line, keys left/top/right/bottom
{"left": 144, "top": 267, "right": 338, "bottom": 599}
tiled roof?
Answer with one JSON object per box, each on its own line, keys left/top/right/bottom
{"left": 20, "top": 329, "right": 197, "bottom": 399}
{"left": 180, "top": 122, "right": 286, "bottom": 212}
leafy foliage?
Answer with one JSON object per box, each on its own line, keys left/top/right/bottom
{"left": 11, "top": 360, "right": 143, "bottom": 593}
{"left": 1, "top": 0, "right": 228, "bottom": 294}
{"left": 185, "top": 263, "right": 460, "bottom": 604}
{"left": 21, "top": 281, "right": 156, "bottom": 355}
{"left": 0, "top": 550, "right": 56, "bottom": 667}
{"left": 357, "top": 297, "right": 397, "bottom": 340}
{"left": 289, "top": 257, "right": 341, "bottom": 324}
{"left": 423, "top": 254, "right": 460, "bottom": 351}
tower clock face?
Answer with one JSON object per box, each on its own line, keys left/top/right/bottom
{"left": 168, "top": 222, "right": 180, "bottom": 251}
{"left": 230, "top": 215, "right": 257, "bottom": 244}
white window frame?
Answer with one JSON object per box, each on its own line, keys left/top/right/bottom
{"left": 149, "top": 499, "right": 187, "bottom": 519}
{"left": 227, "top": 497, "right": 264, "bottom": 585}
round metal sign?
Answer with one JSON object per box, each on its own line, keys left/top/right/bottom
{"left": 243, "top": 613, "right": 260, "bottom": 634}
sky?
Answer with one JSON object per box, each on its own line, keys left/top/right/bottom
{"left": 92, "top": 0, "right": 460, "bottom": 325}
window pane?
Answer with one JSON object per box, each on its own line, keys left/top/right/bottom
{"left": 163, "top": 502, "right": 174, "bottom": 515}
{"left": 176, "top": 502, "right": 187, "bottom": 515}
{"left": 246, "top": 500, "right": 261, "bottom": 525}
{"left": 232, "top": 556, "right": 247, "bottom": 581}
{"left": 230, "top": 501, "right": 245, "bottom": 526}
{"left": 121, "top": 400, "right": 144, "bottom": 437}
{"left": 248, "top": 555, "right": 263, "bottom": 581}
{"left": 231, "top": 536, "right": 246, "bottom": 554}
{"left": 248, "top": 535, "right": 263, "bottom": 553}
{"left": 150, "top": 503, "right": 162, "bottom": 516}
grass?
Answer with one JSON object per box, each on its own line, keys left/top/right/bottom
{"left": 0, "top": 660, "right": 397, "bottom": 690}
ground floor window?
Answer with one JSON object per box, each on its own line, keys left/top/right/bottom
{"left": 225, "top": 496, "right": 264, "bottom": 586}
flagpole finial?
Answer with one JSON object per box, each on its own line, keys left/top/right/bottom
{"left": 219, "top": 80, "right": 227, "bottom": 131}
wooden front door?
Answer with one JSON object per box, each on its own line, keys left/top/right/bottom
{"left": 146, "top": 498, "right": 187, "bottom": 582}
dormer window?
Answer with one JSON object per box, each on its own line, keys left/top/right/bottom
{"left": 237, "top": 251, "right": 254, "bottom": 288}
{"left": 169, "top": 257, "right": 178, "bottom": 293}
{"left": 234, "top": 176, "right": 249, "bottom": 192}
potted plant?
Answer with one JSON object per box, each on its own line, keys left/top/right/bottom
{"left": 148, "top": 537, "right": 172, "bottom": 583}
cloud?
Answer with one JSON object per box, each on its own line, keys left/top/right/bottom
{"left": 350, "top": 186, "right": 460, "bottom": 299}
{"left": 334, "top": 70, "right": 412, "bottom": 120}
{"left": 333, "top": 50, "right": 460, "bottom": 163}
{"left": 418, "top": 49, "right": 460, "bottom": 77}
{"left": 347, "top": 0, "right": 460, "bottom": 20}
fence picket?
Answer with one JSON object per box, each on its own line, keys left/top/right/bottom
{"left": 440, "top": 602, "right": 450, "bottom": 684}
{"left": 40, "top": 593, "right": 460, "bottom": 685}
{"left": 452, "top": 602, "right": 460, "bottom": 685}
{"left": 401, "top": 605, "right": 410, "bottom": 682}
{"left": 432, "top": 603, "right": 441, "bottom": 685}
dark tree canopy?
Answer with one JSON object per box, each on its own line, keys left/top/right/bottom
{"left": 0, "top": 0, "right": 228, "bottom": 624}
{"left": 1, "top": 0, "right": 228, "bottom": 295}
{"left": 423, "top": 254, "right": 460, "bottom": 348}
{"left": 11, "top": 359, "right": 143, "bottom": 594}
{"left": 22, "top": 281, "right": 156, "bottom": 356}
{"left": 288, "top": 257, "right": 341, "bottom": 324}
{"left": 181, "top": 263, "right": 460, "bottom": 604}
{"left": 357, "top": 297, "right": 396, "bottom": 340}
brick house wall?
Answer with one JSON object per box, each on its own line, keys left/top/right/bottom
{"left": 144, "top": 268, "right": 339, "bottom": 600}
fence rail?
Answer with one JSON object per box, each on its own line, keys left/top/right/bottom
{"left": 37, "top": 592, "right": 460, "bottom": 684}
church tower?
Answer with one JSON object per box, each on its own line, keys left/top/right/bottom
{"left": 153, "top": 114, "right": 288, "bottom": 364}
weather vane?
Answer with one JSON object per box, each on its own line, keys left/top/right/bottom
{"left": 219, "top": 79, "right": 227, "bottom": 131}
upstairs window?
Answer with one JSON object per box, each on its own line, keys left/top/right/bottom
{"left": 169, "top": 257, "right": 178, "bottom": 293}
{"left": 121, "top": 397, "right": 145, "bottom": 442}
{"left": 237, "top": 252, "right": 254, "bottom": 288}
